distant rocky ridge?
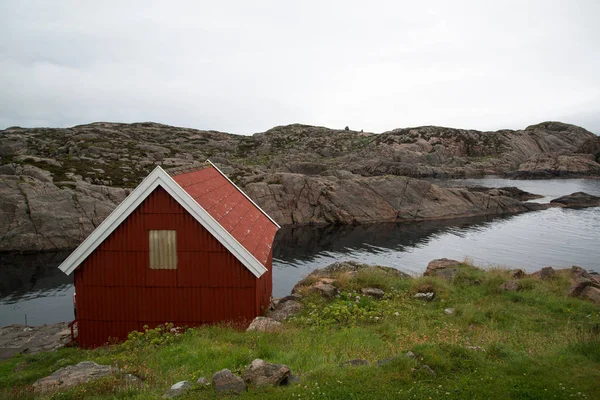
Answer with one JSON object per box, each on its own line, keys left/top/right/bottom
{"left": 1, "top": 121, "right": 599, "bottom": 252}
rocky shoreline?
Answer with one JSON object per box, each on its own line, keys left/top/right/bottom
{"left": 2, "top": 120, "right": 600, "bottom": 252}
{"left": 1, "top": 185, "right": 598, "bottom": 254}
{"left": 0, "top": 322, "right": 73, "bottom": 361}
{"left": 260, "top": 260, "right": 600, "bottom": 327}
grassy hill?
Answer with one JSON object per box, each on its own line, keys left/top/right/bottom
{"left": 1, "top": 262, "right": 599, "bottom": 399}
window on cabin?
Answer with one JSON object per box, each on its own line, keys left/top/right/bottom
{"left": 149, "top": 230, "right": 178, "bottom": 269}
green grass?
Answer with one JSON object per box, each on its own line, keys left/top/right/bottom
{"left": 1, "top": 265, "right": 599, "bottom": 399}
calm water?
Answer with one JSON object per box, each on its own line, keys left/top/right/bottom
{"left": 1, "top": 178, "right": 599, "bottom": 325}
{"left": 0, "top": 251, "right": 74, "bottom": 326}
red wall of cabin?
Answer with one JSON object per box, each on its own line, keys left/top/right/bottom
{"left": 74, "top": 186, "right": 271, "bottom": 348}
{"left": 255, "top": 249, "right": 273, "bottom": 315}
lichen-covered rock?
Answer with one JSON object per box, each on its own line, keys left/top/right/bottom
{"left": 212, "top": 369, "right": 246, "bottom": 395}
{"left": 278, "top": 294, "right": 303, "bottom": 304}
{"left": 0, "top": 322, "right": 73, "bottom": 358}
{"left": 580, "top": 286, "right": 600, "bottom": 305}
{"left": 162, "top": 381, "right": 192, "bottom": 398}
{"left": 33, "top": 361, "right": 115, "bottom": 393}
{"left": 568, "top": 278, "right": 595, "bottom": 297}
{"left": 414, "top": 292, "right": 435, "bottom": 301}
{"left": 569, "top": 266, "right": 590, "bottom": 280}
{"left": 268, "top": 300, "right": 302, "bottom": 322}
{"left": 534, "top": 267, "right": 557, "bottom": 280}
{"left": 361, "top": 287, "right": 385, "bottom": 299}
{"left": 242, "top": 359, "right": 291, "bottom": 387}
{"left": 424, "top": 258, "right": 462, "bottom": 280}
{"left": 246, "top": 317, "right": 282, "bottom": 332}
{"left": 308, "top": 281, "right": 337, "bottom": 299}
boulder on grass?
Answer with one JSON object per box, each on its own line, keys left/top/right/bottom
{"left": 275, "top": 294, "right": 303, "bottom": 306}
{"left": 533, "top": 266, "right": 556, "bottom": 280}
{"left": 33, "top": 361, "right": 115, "bottom": 393}
{"left": 361, "top": 287, "right": 385, "bottom": 299}
{"left": 424, "top": 258, "right": 462, "bottom": 281}
{"left": 308, "top": 281, "right": 337, "bottom": 299}
{"left": 212, "top": 369, "right": 246, "bottom": 395}
{"left": 569, "top": 266, "right": 590, "bottom": 280}
{"left": 246, "top": 317, "right": 282, "bottom": 332}
{"left": 581, "top": 286, "right": 600, "bottom": 305}
{"left": 162, "top": 381, "right": 192, "bottom": 398}
{"left": 568, "top": 278, "right": 595, "bottom": 297}
{"left": 269, "top": 300, "right": 302, "bottom": 322}
{"left": 242, "top": 359, "right": 291, "bottom": 387}
{"left": 414, "top": 292, "right": 435, "bottom": 301}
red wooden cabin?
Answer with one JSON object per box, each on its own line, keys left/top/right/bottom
{"left": 58, "top": 161, "right": 279, "bottom": 348}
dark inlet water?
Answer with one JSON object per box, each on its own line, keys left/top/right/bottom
{"left": 1, "top": 178, "right": 599, "bottom": 325}
{"left": 0, "top": 251, "right": 74, "bottom": 326}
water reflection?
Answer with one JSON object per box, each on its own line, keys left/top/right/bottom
{"left": 0, "top": 252, "right": 72, "bottom": 301}
{"left": 0, "top": 252, "right": 73, "bottom": 326}
{"left": 271, "top": 214, "right": 519, "bottom": 297}
{"left": 274, "top": 214, "right": 512, "bottom": 264}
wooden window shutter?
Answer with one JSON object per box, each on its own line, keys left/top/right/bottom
{"left": 149, "top": 230, "right": 177, "bottom": 269}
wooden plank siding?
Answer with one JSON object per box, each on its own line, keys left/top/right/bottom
{"left": 74, "top": 187, "right": 265, "bottom": 348}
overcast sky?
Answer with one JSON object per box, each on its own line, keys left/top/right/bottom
{"left": 1, "top": 1, "right": 599, "bottom": 135}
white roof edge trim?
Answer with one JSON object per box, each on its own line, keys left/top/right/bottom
{"left": 58, "top": 165, "right": 268, "bottom": 278}
{"left": 206, "top": 159, "right": 281, "bottom": 229}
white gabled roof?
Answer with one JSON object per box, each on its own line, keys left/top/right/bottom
{"left": 58, "top": 166, "right": 268, "bottom": 278}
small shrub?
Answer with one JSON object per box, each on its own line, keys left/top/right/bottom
{"left": 293, "top": 289, "right": 407, "bottom": 328}
{"left": 123, "top": 323, "right": 184, "bottom": 351}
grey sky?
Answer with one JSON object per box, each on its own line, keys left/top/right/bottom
{"left": 1, "top": 1, "right": 599, "bottom": 134}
